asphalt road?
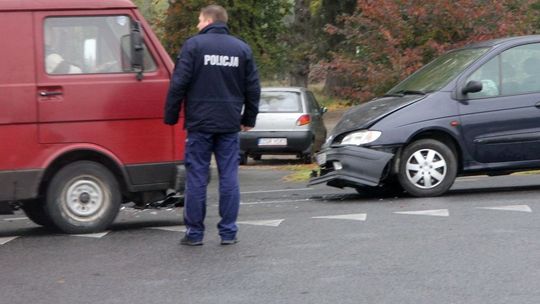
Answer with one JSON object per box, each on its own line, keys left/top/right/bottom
{"left": 1, "top": 160, "right": 540, "bottom": 304}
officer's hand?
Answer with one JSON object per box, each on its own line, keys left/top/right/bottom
{"left": 241, "top": 125, "right": 252, "bottom": 132}
{"left": 164, "top": 119, "right": 177, "bottom": 126}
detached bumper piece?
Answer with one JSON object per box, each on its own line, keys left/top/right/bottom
{"left": 308, "top": 146, "right": 394, "bottom": 188}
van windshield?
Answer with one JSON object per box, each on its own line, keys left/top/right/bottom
{"left": 387, "top": 47, "right": 489, "bottom": 95}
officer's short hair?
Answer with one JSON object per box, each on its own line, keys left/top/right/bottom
{"left": 200, "top": 5, "right": 228, "bottom": 23}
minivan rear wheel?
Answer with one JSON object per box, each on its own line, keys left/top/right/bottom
{"left": 44, "top": 161, "right": 121, "bottom": 234}
{"left": 398, "top": 139, "right": 457, "bottom": 197}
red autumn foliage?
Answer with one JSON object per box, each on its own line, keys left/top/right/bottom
{"left": 324, "top": 0, "right": 538, "bottom": 104}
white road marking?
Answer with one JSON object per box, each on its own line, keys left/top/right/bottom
{"left": 237, "top": 219, "right": 284, "bottom": 227}
{"left": 312, "top": 213, "right": 367, "bottom": 221}
{"left": 477, "top": 205, "right": 532, "bottom": 213}
{"left": 0, "top": 236, "right": 18, "bottom": 245}
{"left": 240, "top": 198, "right": 312, "bottom": 206}
{"left": 394, "top": 209, "right": 449, "bottom": 217}
{"left": 70, "top": 231, "right": 110, "bottom": 238}
{"left": 3, "top": 217, "right": 28, "bottom": 221}
{"left": 148, "top": 225, "right": 186, "bottom": 232}
{"left": 241, "top": 188, "right": 313, "bottom": 194}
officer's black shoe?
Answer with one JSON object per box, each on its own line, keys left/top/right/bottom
{"left": 180, "top": 236, "right": 203, "bottom": 246}
{"left": 220, "top": 238, "right": 238, "bottom": 245}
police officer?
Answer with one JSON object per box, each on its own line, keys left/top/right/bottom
{"left": 164, "top": 4, "right": 260, "bottom": 246}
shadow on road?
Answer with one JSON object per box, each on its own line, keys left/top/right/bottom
{"left": 240, "top": 156, "right": 308, "bottom": 167}
{"left": 310, "top": 182, "right": 540, "bottom": 204}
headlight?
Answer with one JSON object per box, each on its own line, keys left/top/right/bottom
{"left": 340, "top": 130, "right": 381, "bottom": 145}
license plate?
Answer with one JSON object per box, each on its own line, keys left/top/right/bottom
{"left": 258, "top": 138, "right": 287, "bottom": 146}
{"left": 316, "top": 152, "right": 327, "bottom": 165}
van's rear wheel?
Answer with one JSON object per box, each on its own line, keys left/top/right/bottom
{"left": 397, "top": 139, "right": 457, "bottom": 197}
{"left": 45, "top": 161, "right": 121, "bottom": 234}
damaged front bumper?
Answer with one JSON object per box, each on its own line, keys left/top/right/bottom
{"left": 308, "top": 145, "right": 395, "bottom": 189}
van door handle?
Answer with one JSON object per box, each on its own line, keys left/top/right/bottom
{"left": 39, "top": 91, "right": 63, "bottom": 97}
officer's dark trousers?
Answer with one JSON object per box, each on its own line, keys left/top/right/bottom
{"left": 183, "top": 131, "right": 240, "bottom": 241}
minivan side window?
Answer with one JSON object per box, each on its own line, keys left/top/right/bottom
{"left": 501, "top": 43, "right": 540, "bottom": 94}
{"left": 467, "top": 43, "right": 540, "bottom": 98}
{"left": 44, "top": 16, "right": 156, "bottom": 75}
{"left": 466, "top": 56, "right": 501, "bottom": 99}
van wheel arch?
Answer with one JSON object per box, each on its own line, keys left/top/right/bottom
{"left": 38, "top": 150, "right": 128, "bottom": 200}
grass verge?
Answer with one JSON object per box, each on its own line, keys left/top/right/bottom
{"left": 281, "top": 164, "right": 318, "bottom": 182}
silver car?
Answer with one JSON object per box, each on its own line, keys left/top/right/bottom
{"left": 240, "top": 87, "right": 327, "bottom": 164}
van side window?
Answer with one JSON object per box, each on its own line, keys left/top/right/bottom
{"left": 44, "top": 16, "right": 156, "bottom": 75}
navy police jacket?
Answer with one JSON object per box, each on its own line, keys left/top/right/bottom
{"left": 164, "top": 22, "right": 261, "bottom": 133}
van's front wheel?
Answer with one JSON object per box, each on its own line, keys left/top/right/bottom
{"left": 45, "top": 161, "right": 121, "bottom": 234}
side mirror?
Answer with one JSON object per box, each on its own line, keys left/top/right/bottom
{"left": 131, "top": 21, "right": 144, "bottom": 81}
{"left": 320, "top": 106, "right": 328, "bottom": 115}
{"left": 462, "top": 80, "right": 483, "bottom": 95}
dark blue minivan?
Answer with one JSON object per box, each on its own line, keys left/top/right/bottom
{"left": 310, "top": 35, "right": 540, "bottom": 197}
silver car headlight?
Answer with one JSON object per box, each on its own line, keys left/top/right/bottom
{"left": 340, "top": 130, "right": 382, "bottom": 146}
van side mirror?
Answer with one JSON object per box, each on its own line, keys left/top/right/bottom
{"left": 131, "top": 21, "right": 144, "bottom": 81}
{"left": 462, "top": 80, "right": 483, "bottom": 95}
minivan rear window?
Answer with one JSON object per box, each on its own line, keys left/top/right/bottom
{"left": 259, "top": 92, "right": 302, "bottom": 112}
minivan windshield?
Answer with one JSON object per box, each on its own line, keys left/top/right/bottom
{"left": 387, "top": 47, "right": 489, "bottom": 95}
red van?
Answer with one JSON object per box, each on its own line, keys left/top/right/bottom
{"left": 0, "top": 0, "right": 185, "bottom": 233}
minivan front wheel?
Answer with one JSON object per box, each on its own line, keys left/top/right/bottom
{"left": 398, "top": 139, "right": 457, "bottom": 197}
{"left": 45, "top": 161, "right": 121, "bottom": 234}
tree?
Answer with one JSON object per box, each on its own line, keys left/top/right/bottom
{"left": 310, "top": 0, "right": 356, "bottom": 59}
{"left": 132, "top": 0, "right": 169, "bottom": 37}
{"left": 309, "top": 0, "right": 356, "bottom": 92}
{"left": 326, "top": 0, "right": 538, "bottom": 104}
{"left": 160, "top": 0, "right": 291, "bottom": 79}
{"left": 284, "top": 0, "right": 312, "bottom": 87}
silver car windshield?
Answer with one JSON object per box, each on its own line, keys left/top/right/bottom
{"left": 259, "top": 92, "right": 302, "bottom": 113}
{"left": 387, "top": 47, "right": 489, "bottom": 95}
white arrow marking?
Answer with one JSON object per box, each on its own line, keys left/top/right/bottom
{"left": 237, "top": 219, "right": 284, "bottom": 227}
{"left": 0, "top": 236, "right": 18, "bottom": 245}
{"left": 241, "top": 188, "right": 313, "bottom": 194}
{"left": 477, "top": 205, "right": 532, "bottom": 213}
{"left": 3, "top": 217, "right": 29, "bottom": 221}
{"left": 312, "top": 213, "right": 367, "bottom": 221}
{"left": 394, "top": 209, "right": 449, "bottom": 217}
{"left": 71, "top": 231, "right": 110, "bottom": 238}
{"left": 148, "top": 225, "right": 186, "bottom": 232}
